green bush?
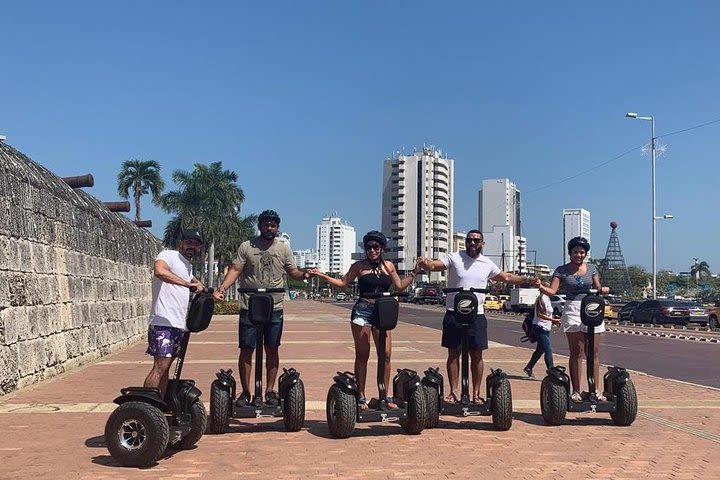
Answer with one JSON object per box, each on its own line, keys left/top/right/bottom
{"left": 214, "top": 300, "right": 240, "bottom": 315}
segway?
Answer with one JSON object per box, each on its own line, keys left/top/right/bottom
{"left": 540, "top": 288, "right": 637, "bottom": 426}
{"left": 104, "top": 288, "right": 215, "bottom": 467}
{"left": 210, "top": 287, "right": 305, "bottom": 433}
{"left": 422, "top": 287, "right": 513, "bottom": 431}
{"left": 326, "top": 292, "right": 427, "bottom": 438}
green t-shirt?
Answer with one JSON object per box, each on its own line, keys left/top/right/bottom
{"left": 233, "top": 236, "right": 296, "bottom": 310}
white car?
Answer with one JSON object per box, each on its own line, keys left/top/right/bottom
{"left": 549, "top": 294, "right": 566, "bottom": 317}
{"left": 335, "top": 292, "right": 347, "bottom": 301}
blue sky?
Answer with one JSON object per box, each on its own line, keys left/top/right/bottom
{"left": 2, "top": 1, "right": 718, "bottom": 273}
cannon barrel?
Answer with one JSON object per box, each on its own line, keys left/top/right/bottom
{"left": 103, "top": 201, "right": 131, "bottom": 212}
{"left": 61, "top": 174, "right": 94, "bottom": 188}
{"left": 134, "top": 220, "right": 152, "bottom": 228}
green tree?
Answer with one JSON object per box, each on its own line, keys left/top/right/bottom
{"left": 690, "top": 260, "right": 712, "bottom": 282}
{"left": 159, "top": 162, "right": 254, "bottom": 283}
{"left": 626, "top": 265, "right": 651, "bottom": 299}
{"left": 117, "top": 159, "right": 165, "bottom": 222}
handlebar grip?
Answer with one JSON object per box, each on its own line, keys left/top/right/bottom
{"left": 442, "top": 287, "right": 490, "bottom": 294}
{"left": 237, "top": 288, "right": 286, "bottom": 294}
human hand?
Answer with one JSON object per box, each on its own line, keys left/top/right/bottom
{"left": 532, "top": 277, "right": 542, "bottom": 288}
{"left": 601, "top": 286, "right": 610, "bottom": 294}
{"left": 213, "top": 286, "right": 226, "bottom": 301}
{"left": 189, "top": 280, "right": 205, "bottom": 294}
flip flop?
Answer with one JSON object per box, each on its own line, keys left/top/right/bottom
{"left": 444, "top": 392, "right": 458, "bottom": 403}
{"left": 357, "top": 397, "right": 369, "bottom": 410}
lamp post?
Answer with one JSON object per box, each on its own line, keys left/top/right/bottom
{"left": 626, "top": 112, "right": 673, "bottom": 299}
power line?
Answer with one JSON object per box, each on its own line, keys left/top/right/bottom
{"left": 657, "top": 117, "right": 720, "bottom": 139}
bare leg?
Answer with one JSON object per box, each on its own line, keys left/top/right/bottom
{"left": 238, "top": 348, "right": 253, "bottom": 394}
{"left": 351, "top": 323, "right": 372, "bottom": 400}
{"left": 144, "top": 357, "right": 174, "bottom": 394}
{"left": 372, "top": 328, "right": 393, "bottom": 402}
{"left": 446, "top": 347, "right": 460, "bottom": 401}
{"left": 566, "top": 332, "right": 585, "bottom": 393}
{"left": 470, "top": 349, "right": 484, "bottom": 401}
{"left": 265, "top": 345, "right": 279, "bottom": 392}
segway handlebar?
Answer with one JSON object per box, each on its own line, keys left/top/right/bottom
{"left": 442, "top": 287, "right": 490, "bottom": 294}
{"left": 572, "top": 288, "right": 612, "bottom": 296}
{"left": 237, "top": 287, "right": 286, "bottom": 294}
{"left": 361, "top": 292, "right": 410, "bottom": 299}
{"left": 189, "top": 286, "right": 213, "bottom": 294}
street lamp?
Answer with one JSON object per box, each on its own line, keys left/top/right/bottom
{"left": 626, "top": 112, "right": 673, "bottom": 299}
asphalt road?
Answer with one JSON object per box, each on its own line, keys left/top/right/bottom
{"left": 333, "top": 301, "right": 720, "bottom": 389}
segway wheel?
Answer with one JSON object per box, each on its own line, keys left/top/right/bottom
{"left": 610, "top": 379, "right": 638, "bottom": 426}
{"left": 400, "top": 386, "right": 427, "bottom": 434}
{"left": 490, "top": 379, "right": 513, "bottom": 431}
{"left": 326, "top": 384, "right": 356, "bottom": 438}
{"left": 283, "top": 379, "right": 306, "bottom": 432}
{"left": 423, "top": 384, "right": 440, "bottom": 429}
{"left": 540, "top": 376, "right": 567, "bottom": 426}
{"left": 104, "top": 401, "right": 170, "bottom": 467}
{"left": 171, "top": 400, "right": 207, "bottom": 449}
{"left": 210, "top": 380, "right": 232, "bottom": 434}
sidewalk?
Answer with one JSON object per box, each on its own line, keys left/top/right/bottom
{"left": 1, "top": 299, "right": 718, "bottom": 479}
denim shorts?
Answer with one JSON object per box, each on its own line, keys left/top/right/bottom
{"left": 441, "top": 311, "right": 488, "bottom": 351}
{"left": 351, "top": 299, "right": 375, "bottom": 327}
{"left": 239, "top": 309, "right": 284, "bottom": 348}
{"left": 145, "top": 325, "right": 185, "bottom": 358}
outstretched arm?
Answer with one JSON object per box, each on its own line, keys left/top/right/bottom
{"left": 417, "top": 256, "right": 447, "bottom": 272}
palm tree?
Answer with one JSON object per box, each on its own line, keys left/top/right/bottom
{"left": 690, "top": 260, "right": 711, "bottom": 288}
{"left": 117, "top": 160, "right": 165, "bottom": 222}
{"left": 159, "top": 162, "right": 254, "bottom": 286}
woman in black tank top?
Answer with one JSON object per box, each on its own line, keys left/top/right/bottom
{"left": 308, "top": 231, "right": 420, "bottom": 408}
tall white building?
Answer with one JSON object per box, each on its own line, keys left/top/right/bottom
{"left": 293, "top": 249, "right": 319, "bottom": 269}
{"left": 381, "top": 146, "right": 454, "bottom": 282}
{"left": 477, "top": 179, "right": 526, "bottom": 273}
{"left": 562, "top": 208, "right": 591, "bottom": 261}
{"left": 316, "top": 215, "right": 356, "bottom": 275}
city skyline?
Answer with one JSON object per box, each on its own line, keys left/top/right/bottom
{"left": 1, "top": 3, "right": 718, "bottom": 273}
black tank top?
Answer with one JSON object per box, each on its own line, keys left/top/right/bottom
{"left": 358, "top": 273, "right": 392, "bottom": 296}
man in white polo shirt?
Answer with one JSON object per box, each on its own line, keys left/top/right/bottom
{"left": 143, "top": 229, "right": 205, "bottom": 394}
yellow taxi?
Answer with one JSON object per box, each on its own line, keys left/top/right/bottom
{"left": 604, "top": 300, "right": 614, "bottom": 319}
{"left": 483, "top": 295, "right": 502, "bottom": 311}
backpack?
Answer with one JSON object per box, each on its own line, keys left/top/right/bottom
{"left": 520, "top": 311, "right": 536, "bottom": 343}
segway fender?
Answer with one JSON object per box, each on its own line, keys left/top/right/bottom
{"left": 113, "top": 387, "right": 168, "bottom": 412}
{"left": 174, "top": 380, "right": 202, "bottom": 410}
{"left": 279, "top": 368, "right": 301, "bottom": 397}
{"left": 392, "top": 368, "right": 421, "bottom": 401}
{"left": 603, "top": 366, "right": 631, "bottom": 396}
{"left": 485, "top": 368, "right": 508, "bottom": 400}
{"left": 547, "top": 366, "right": 570, "bottom": 386}
{"left": 332, "top": 371, "right": 359, "bottom": 395}
{"left": 422, "top": 367, "right": 444, "bottom": 399}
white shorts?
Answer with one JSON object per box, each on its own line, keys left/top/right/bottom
{"left": 562, "top": 299, "right": 605, "bottom": 334}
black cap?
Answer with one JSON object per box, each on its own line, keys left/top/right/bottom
{"left": 181, "top": 229, "right": 204, "bottom": 245}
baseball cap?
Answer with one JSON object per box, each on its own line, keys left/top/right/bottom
{"left": 181, "top": 229, "right": 204, "bottom": 245}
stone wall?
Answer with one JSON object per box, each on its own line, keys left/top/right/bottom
{"left": 0, "top": 142, "right": 162, "bottom": 395}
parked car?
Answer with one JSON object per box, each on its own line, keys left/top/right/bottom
{"left": 335, "top": 292, "right": 347, "bottom": 301}
{"left": 631, "top": 299, "right": 710, "bottom": 326}
{"left": 710, "top": 304, "right": 719, "bottom": 330}
{"left": 549, "top": 295, "right": 566, "bottom": 317}
{"left": 617, "top": 301, "right": 641, "bottom": 322}
{"left": 483, "top": 295, "right": 502, "bottom": 311}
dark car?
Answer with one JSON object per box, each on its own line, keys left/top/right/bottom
{"left": 617, "top": 301, "right": 641, "bottom": 322}
{"left": 631, "top": 299, "right": 709, "bottom": 326}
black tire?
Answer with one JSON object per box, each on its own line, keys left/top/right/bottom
{"left": 610, "top": 379, "right": 638, "bottom": 426}
{"left": 540, "top": 376, "right": 568, "bottom": 426}
{"left": 710, "top": 315, "right": 718, "bottom": 330}
{"left": 283, "top": 380, "right": 306, "bottom": 432}
{"left": 490, "top": 379, "right": 512, "bottom": 431}
{"left": 209, "top": 381, "right": 231, "bottom": 434}
{"left": 400, "top": 386, "right": 427, "bottom": 434}
{"left": 326, "top": 384, "right": 356, "bottom": 438}
{"left": 171, "top": 400, "right": 207, "bottom": 450}
{"left": 423, "top": 384, "right": 440, "bottom": 429}
{"left": 104, "top": 401, "right": 169, "bottom": 467}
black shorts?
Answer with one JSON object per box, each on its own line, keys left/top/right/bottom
{"left": 238, "top": 309, "right": 284, "bottom": 348}
{"left": 441, "top": 311, "right": 488, "bottom": 351}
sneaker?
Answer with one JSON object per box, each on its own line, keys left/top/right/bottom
{"left": 265, "top": 390, "right": 280, "bottom": 406}
{"left": 235, "top": 390, "right": 251, "bottom": 407}
{"left": 523, "top": 366, "right": 534, "bottom": 378}
{"left": 571, "top": 391, "right": 583, "bottom": 403}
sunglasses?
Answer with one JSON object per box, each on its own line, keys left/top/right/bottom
{"left": 364, "top": 243, "right": 382, "bottom": 251}
{"left": 465, "top": 238, "right": 483, "bottom": 244}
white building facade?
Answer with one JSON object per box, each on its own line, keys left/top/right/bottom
{"left": 293, "top": 249, "right": 319, "bottom": 269}
{"left": 316, "top": 215, "right": 356, "bottom": 275}
{"left": 562, "top": 208, "right": 591, "bottom": 261}
{"left": 477, "top": 179, "right": 526, "bottom": 273}
{"left": 381, "top": 146, "right": 454, "bottom": 282}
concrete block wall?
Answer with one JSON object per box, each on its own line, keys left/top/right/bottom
{"left": 0, "top": 142, "right": 162, "bottom": 395}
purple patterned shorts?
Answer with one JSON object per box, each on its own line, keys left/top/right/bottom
{"left": 145, "top": 325, "right": 185, "bottom": 358}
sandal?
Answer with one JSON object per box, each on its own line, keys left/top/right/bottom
{"left": 357, "top": 396, "right": 369, "bottom": 410}
{"left": 386, "top": 396, "right": 398, "bottom": 409}
{"left": 444, "top": 392, "right": 458, "bottom": 403}
{"left": 472, "top": 395, "right": 485, "bottom": 404}
{"left": 571, "top": 391, "right": 583, "bottom": 403}
{"left": 596, "top": 392, "right": 607, "bottom": 401}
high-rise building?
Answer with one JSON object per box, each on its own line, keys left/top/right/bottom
{"left": 381, "top": 146, "right": 454, "bottom": 282}
{"left": 316, "top": 215, "right": 356, "bottom": 275}
{"left": 477, "top": 179, "right": 525, "bottom": 273}
{"left": 562, "top": 208, "right": 591, "bottom": 261}
{"left": 293, "top": 249, "right": 319, "bottom": 269}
